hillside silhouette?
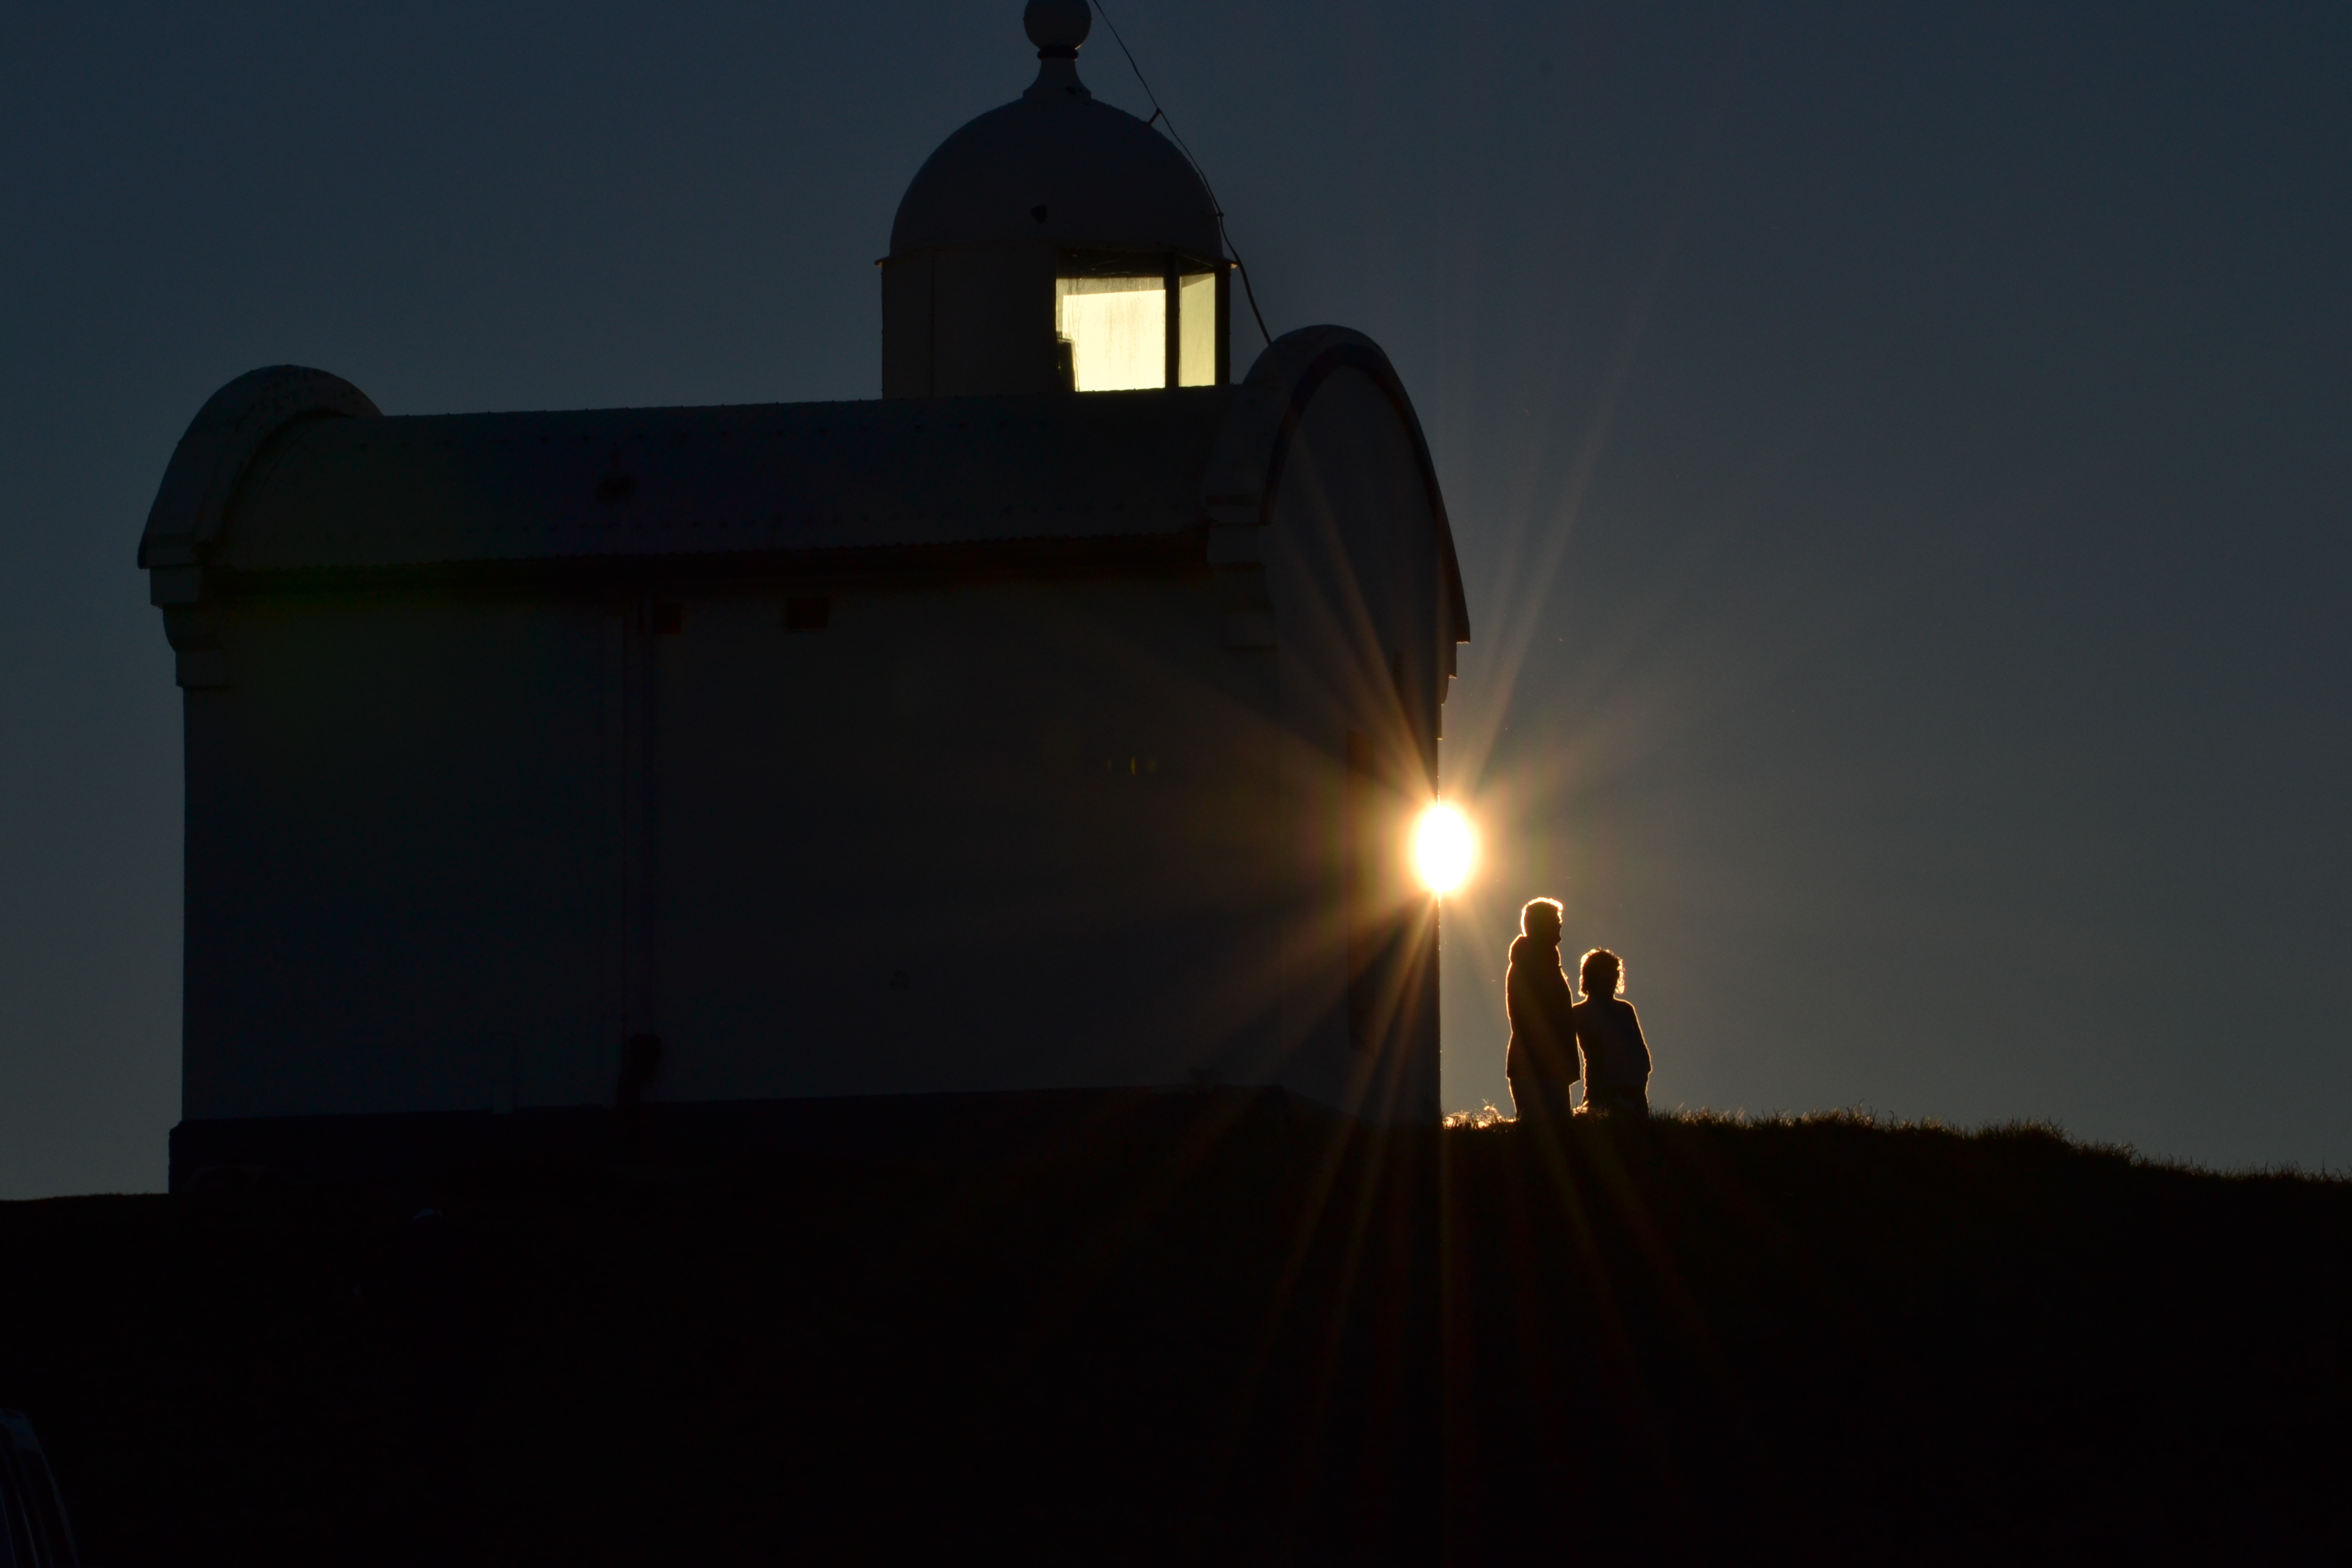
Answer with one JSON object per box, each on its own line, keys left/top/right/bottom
{"left": 2, "top": 1104, "right": 2346, "bottom": 1565}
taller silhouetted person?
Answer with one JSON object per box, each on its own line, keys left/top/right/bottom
{"left": 1572, "top": 949, "right": 1652, "bottom": 1117}
{"left": 1505, "top": 899, "right": 1579, "bottom": 1126}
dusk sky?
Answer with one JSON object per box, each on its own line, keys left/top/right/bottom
{"left": 2, "top": 0, "right": 2345, "bottom": 1196}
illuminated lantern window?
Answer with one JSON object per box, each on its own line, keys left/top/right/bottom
{"left": 1057, "top": 276, "right": 1165, "bottom": 390}
{"left": 1177, "top": 272, "right": 1216, "bottom": 386}
{"left": 1055, "top": 255, "right": 1227, "bottom": 392}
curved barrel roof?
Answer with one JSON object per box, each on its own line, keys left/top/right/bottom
{"left": 142, "top": 329, "right": 1469, "bottom": 648}
{"left": 215, "top": 387, "right": 1235, "bottom": 575}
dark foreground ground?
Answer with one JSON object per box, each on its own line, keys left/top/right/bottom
{"left": 2, "top": 1105, "right": 2347, "bottom": 1565}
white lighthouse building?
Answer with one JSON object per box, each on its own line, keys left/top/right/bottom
{"left": 142, "top": 2, "right": 1469, "bottom": 1187}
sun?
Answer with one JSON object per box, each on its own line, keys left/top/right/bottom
{"left": 1413, "top": 802, "right": 1476, "bottom": 895}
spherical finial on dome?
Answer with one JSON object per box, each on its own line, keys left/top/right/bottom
{"left": 1024, "top": 0, "right": 1091, "bottom": 56}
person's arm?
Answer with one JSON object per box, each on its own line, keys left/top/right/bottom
{"left": 1504, "top": 962, "right": 1524, "bottom": 1083}
{"left": 1554, "top": 976, "right": 1582, "bottom": 1082}
{"left": 1624, "top": 1001, "right": 1652, "bottom": 1077}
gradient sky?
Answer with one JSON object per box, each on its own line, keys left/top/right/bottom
{"left": 2, "top": 1, "right": 2345, "bottom": 1196}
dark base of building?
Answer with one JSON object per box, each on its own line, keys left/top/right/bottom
{"left": 168, "top": 1085, "right": 1345, "bottom": 1194}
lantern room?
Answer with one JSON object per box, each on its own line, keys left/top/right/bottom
{"left": 880, "top": 0, "right": 1230, "bottom": 397}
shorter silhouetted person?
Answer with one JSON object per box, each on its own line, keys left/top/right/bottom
{"left": 1572, "top": 949, "right": 1651, "bottom": 1117}
{"left": 1505, "top": 899, "right": 1580, "bottom": 1126}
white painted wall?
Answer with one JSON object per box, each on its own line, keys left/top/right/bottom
{"left": 1262, "top": 365, "right": 1450, "bottom": 1124}
{"left": 177, "top": 365, "right": 1454, "bottom": 1129}
{"left": 183, "top": 593, "right": 625, "bottom": 1119}
{"left": 182, "top": 563, "right": 1312, "bottom": 1120}
{"left": 645, "top": 566, "right": 1288, "bottom": 1101}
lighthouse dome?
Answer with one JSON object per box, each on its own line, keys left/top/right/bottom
{"left": 880, "top": 1, "right": 1231, "bottom": 398}
{"left": 891, "top": 0, "right": 1219, "bottom": 256}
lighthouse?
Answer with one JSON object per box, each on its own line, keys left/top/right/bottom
{"left": 142, "top": 2, "right": 1470, "bottom": 1188}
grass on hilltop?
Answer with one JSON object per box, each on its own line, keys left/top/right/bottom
{"left": 1, "top": 1102, "right": 2346, "bottom": 1565}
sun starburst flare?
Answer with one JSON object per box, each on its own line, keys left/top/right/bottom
{"left": 1413, "top": 802, "right": 1476, "bottom": 895}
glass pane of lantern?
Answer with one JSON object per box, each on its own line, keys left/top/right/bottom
{"left": 1178, "top": 272, "right": 1217, "bottom": 386}
{"left": 1056, "top": 276, "right": 1166, "bottom": 391}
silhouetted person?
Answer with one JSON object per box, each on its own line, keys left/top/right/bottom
{"left": 1572, "top": 949, "right": 1651, "bottom": 1117}
{"left": 1505, "top": 899, "right": 1580, "bottom": 1126}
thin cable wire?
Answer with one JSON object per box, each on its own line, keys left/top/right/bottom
{"left": 1088, "top": 0, "right": 1274, "bottom": 348}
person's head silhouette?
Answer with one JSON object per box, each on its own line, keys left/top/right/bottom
{"left": 1579, "top": 948, "right": 1624, "bottom": 1000}
{"left": 1521, "top": 898, "right": 1563, "bottom": 945}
